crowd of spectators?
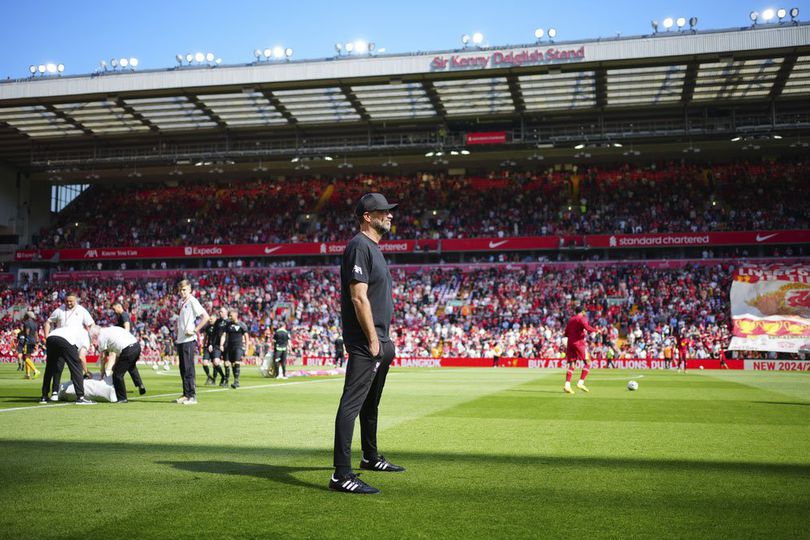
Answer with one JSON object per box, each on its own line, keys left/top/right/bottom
{"left": 1, "top": 264, "right": 735, "bottom": 363}
{"left": 31, "top": 160, "right": 808, "bottom": 249}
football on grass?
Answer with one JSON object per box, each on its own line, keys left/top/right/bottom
{"left": 627, "top": 380, "right": 639, "bottom": 391}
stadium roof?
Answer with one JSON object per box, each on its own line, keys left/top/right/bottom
{"left": 1, "top": 23, "right": 808, "bottom": 178}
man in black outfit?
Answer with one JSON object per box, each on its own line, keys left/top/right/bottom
{"left": 224, "top": 309, "right": 249, "bottom": 389}
{"left": 330, "top": 192, "right": 404, "bottom": 495}
{"left": 112, "top": 302, "right": 145, "bottom": 395}
{"left": 273, "top": 323, "right": 290, "bottom": 379}
{"left": 334, "top": 334, "right": 345, "bottom": 368}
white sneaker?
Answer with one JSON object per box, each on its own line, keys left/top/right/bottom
{"left": 576, "top": 380, "right": 590, "bottom": 393}
{"left": 182, "top": 397, "right": 197, "bottom": 405}
{"left": 49, "top": 392, "right": 59, "bottom": 402}
{"left": 175, "top": 396, "right": 188, "bottom": 404}
{"left": 563, "top": 382, "right": 574, "bottom": 394}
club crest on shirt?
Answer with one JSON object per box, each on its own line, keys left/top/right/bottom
{"left": 353, "top": 265, "right": 363, "bottom": 275}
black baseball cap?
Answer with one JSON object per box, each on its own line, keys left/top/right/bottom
{"left": 355, "top": 192, "right": 398, "bottom": 216}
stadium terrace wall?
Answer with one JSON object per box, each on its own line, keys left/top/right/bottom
{"left": 3, "top": 355, "right": 809, "bottom": 371}
{"left": 35, "top": 256, "right": 810, "bottom": 282}
{"left": 15, "top": 230, "right": 810, "bottom": 263}
{"left": 302, "top": 357, "right": 810, "bottom": 371}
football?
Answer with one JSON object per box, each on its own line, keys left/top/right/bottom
{"left": 627, "top": 380, "right": 639, "bottom": 391}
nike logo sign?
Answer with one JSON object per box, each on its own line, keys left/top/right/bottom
{"left": 264, "top": 247, "right": 281, "bottom": 254}
{"left": 755, "top": 233, "right": 777, "bottom": 242}
{"left": 488, "top": 241, "right": 508, "bottom": 248}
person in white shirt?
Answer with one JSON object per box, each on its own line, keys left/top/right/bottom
{"left": 174, "top": 279, "right": 209, "bottom": 405}
{"left": 43, "top": 292, "right": 95, "bottom": 400}
{"left": 40, "top": 326, "right": 94, "bottom": 405}
{"left": 92, "top": 326, "right": 142, "bottom": 403}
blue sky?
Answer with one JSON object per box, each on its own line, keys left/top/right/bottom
{"left": 1, "top": 0, "right": 807, "bottom": 79}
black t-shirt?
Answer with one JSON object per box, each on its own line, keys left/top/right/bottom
{"left": 24, "top": 319, "right": 38, "bottom": 344}
{"left": 340, "top": 232, "right": 393, "bottom": 345}
{"left": 17, "top": 330, "right": 26, "bottom": 347}
{"left": 212, "top": 318, "right": 228, "bottom": 347}
{"left": 115, "top": 312, "right": 129, "bottom": 329}
{"left": 274, "top": 328, "right": 290, "bottom": 350}
{"left": 225, "top": 321, "right": 248, "bottom": 350}
{"left": 335, "top": 337, "right": 344, "bottom": 354}
{"left": 203, "top": 320, "right": 217, "bottom": 347}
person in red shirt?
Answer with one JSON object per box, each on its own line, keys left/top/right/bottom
{"left": 564, "top": 303, "right": 597, "bottom": 394}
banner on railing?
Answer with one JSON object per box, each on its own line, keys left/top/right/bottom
{"left": 728, "top": 263, "right": 810, "bottom": 354}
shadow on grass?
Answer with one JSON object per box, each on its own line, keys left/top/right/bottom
{"left": 751, "top": 401, "right": 810, "bottom": 407}
{"left": 0, "top": 439, "right": 808, "bottom": 481}
{"left": 158, "top": 460, "right": 331, "bottom": 491}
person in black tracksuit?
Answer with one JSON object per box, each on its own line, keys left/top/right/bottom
{"left": 273, "top": 324, "right": 290, "bottom": 378}
{"left": 330, "top": 193, "right": 404, "bottom": 495}
{"left": 334, "top": 335, "right": 345, "bottom": 367}
{"left": 223, "top": 310, "right": 248, "bottom": 389}
{"left": 113, "top": 302, "right": 145, "bottom": 395}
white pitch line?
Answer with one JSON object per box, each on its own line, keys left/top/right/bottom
{"left": 0, "top": 376, "right": 343, "bottom": 414}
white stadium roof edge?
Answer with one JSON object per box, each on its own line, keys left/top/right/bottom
{"left": 0, "top": 23, "right": 808, "bottom": 175}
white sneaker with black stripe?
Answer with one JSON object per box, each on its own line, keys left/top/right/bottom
{"left": 360, "top": 454, "right": 406, "bottom": 472}
{"left": 328, "top": 473, "right": 380, "bottom": 494}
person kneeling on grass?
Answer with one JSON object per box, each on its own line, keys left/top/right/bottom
{"left": 40, "top": 326, "right": 95, "bottom": 405}
{"left": 91, "top": 325, "right": 145, "bottom": 403}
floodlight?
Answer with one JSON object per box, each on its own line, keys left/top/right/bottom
{"left": 772, "top": 134, "right": 783, "bottom": 139}
{"left": 130, "top": 58, "right": 138, "bottom": 67}
{"left": 273, "top": 46, "right": 283, "bottom": 58}
{"left": 345, "top": 42, "right": 354, "bottom": 53}
{"left": 460, "top": 149, "right": 470, "bottom": 155}
{"left": 368, "top": 43, "right": 375, "bottom": 52}
{"left": 46, "top": 63, "right": 56, "bottom": 73}
{"left": 215, "top": 58, "right": 222, "bottom": 65}
{"left": 425, "top": 151, "right": 435, "bottom": 157}
{"left": 206, "top": 52, "right": 214, "bottom": 62}
{"left": 254, "top": 49, "right": 262, "bottom": 59}
{"left": 263, "top": 48, "right": 272, "bottom": 58}
{"left": 790, "top": 7, "right": 799, "bottom": 18}
{"left": 689, "top": 16, "right": 698, "bottom": 28}
{"left": 194, "top": 52, "right": 204, "bottom": 62}
{"left": 285, "top": 47, "right": 293, "bottom": 58}
{"left": 38, "top": 64, "right": 45, "bottom": 73}
{"left": 335, "top": 43, "right": 343, "bottom": 52}
{"left": 120, "top": 58, "right": 128, "bottom": 68}
{"left": 750, "top": 11, "right": 759, "bottom": 22}
{"left": 663, "top": 17, "right": 674, "bottom": 29}
{"left": 29, "top": 65, "right": 36, "bottom": 74}
{"left": 450, "top": 150, "right": 459, "bottom": 156}
{"left": 57, "top": 63, "right": 64, "bottom": 73}
{"left": 354, "top": 40, "right": 368, "bottom": 54}
{"left": 777, "top": 8, "right": 787, "bottom": 19}
{"left": 574, "top": 143, "right": 585, "bottom": 149}
{"left": 651, "top": 20, "right": 658, "bottom": 31}
{"left": 676, "top": 17, "right": 686, "bottom": 28}
{"left": 472, "top": 32, "right": 484, "bottom": 44}
{"left": 534, "top": 28, "right": 544, "bottom": 39}
{"left": 185, "top": 53, "right": 193, "bottom": 63}
{"left": 175, "top": 54, "right": 183, "bottom": 64}
{"left": 762, "top": 8, "right": 775, "bottom": 21}
{"left": 461, "top": 34, "right": 470, "bottom": 45}
{"left": 548, "top": 28, "right": 557, "bottom": 38}
{"left": 731, "top": 136, "right": 742, "bottom": 141}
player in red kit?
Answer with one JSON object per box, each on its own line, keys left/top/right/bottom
{"left": 563, "top": 303, "right": 597, "bottom": 393}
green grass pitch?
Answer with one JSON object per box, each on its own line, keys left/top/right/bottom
{"left": 0, "top": 364, "right": 808, "bottom": 539}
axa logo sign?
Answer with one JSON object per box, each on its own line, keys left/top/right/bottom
{"left": 84, "top": 249, "right": 98, "bottom": 258}
{"left": 609, "top": 236, "right": 617, "bottom": 247}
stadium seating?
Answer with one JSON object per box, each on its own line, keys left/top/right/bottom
{"left": 31, "top": 161, "right": 809, "bottom": 249}
{"left": 1, "top": 263, "right": 732, "bottom": 361}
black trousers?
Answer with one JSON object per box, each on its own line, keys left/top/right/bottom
{"left": 176, "top": 341, "right": 197, "bottom": 398}
{"left": 112, "top": 343, "right": 142, "bottom": 400}
{"left": 128, "top": 362, "right": 143, "bottom": 388}
{"left": 333, "top": 340, "right": 395, "bottom": 469}
{"left": 274, "top": 349, "right": 288, "bottom": 375}
{"left": 42, "top": 336, "right": 85, "bottom": 399}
